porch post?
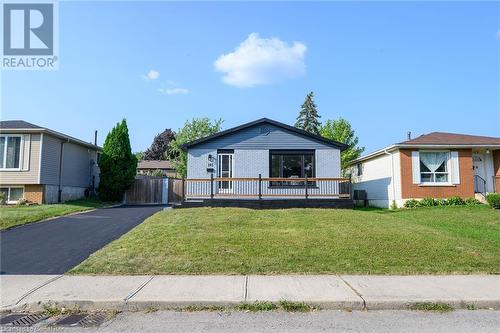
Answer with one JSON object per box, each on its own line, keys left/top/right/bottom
{"left": 305, "top": 175, "right": 308, "bottom": 200}
{"left": 210, "top": 173, "right": 214, "bottom": 199}
{"left": 258, "top": 174, "right": 262, "bottom": 200}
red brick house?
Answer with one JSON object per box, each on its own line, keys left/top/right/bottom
{"left": 349, "top": 132, "right": 500, "bottom": 208}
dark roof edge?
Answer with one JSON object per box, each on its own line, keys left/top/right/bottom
{"left": 180, "top": 118, "right": 347, "bottom": 151}
{"left": 0, "top": 127, "right": 102, "bottom": 150}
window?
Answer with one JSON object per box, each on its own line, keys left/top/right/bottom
{"left": 269, "top": 150, "right": 315, "bottom": 186}
{"left": 356, "top": 163, "right": 363, "bottom": 176}
{"left": 419, "top": 151, "right": 449, "bottom": 183}
{"left": 0, "top": 187, "right": 24, "bottom": 203}
{"left": 0, "top": 135, "right": 22, "bottom": 169}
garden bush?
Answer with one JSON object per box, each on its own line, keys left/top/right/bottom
{"left": 464, "top": 198, "right": 481, "bottom": 206}
{"left": 446, "top": 196, "right": 465, "bottom": 206}
{"left": 404, "top": 196, "right": 481, "bottom": 209}
{"left": 0, "top": 192, "right": 6, "bottom": 205}
{"left": 486, "top": 193, "right": 500, "bottom": 209}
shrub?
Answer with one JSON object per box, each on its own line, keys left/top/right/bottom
{"left": 436, "top": 198, "right": 448, "bottom": 206}
{"left": 464, "top": 198, "right": 481, "bottom": 206}
{"left": 404, "top": 199, "right": 420, "bottom": 208}
{"left": 0, "top": 192, "right": 6, "bottom": 205}
{"left": 446, "top": 196, "right": 465, "bottom": 206}
{"left": 16, "top": 198, "right": 28, "bottom": 206}
{"left": 420, "top": 197, "right": 438, "bottom": 207}
{"left": 486, "top": 193, "right": 500, "bottom": 209}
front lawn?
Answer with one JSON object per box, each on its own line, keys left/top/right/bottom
{"left": 71, "top": 206, "right": 500, "bottom": 275}
{"left": 0, "top": 199, "right": 114, "bottom": 230}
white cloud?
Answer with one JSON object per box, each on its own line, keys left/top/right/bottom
{"left": 157, "top": 87, "right": 190, "bottom": 95}
{"left": 142, "top": 70, "right": 160, "bottom": 80}
{"left": 214, "top": 33, "right": 307, "bottom": 87}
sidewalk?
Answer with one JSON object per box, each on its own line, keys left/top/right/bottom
{"left": 1, "top": 275, "right": 499, "bottom": 312}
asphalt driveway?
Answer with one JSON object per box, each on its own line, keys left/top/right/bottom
{"left": 0, "top": 205, "right": 163, "bottom": 274}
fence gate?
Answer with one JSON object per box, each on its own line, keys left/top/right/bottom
{"left": 124, "top": 176, "right": 168, "bottom": 205}
{"left": 168, "top": 178, "right": 184, "bottom": 203}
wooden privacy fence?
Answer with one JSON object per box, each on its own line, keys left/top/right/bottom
{"left": 184, "top": 175, "right": 351, "bottom": 200}
{"left": 168, "top": 178, "right": 184, "bottom": 203}
{"left": 124, "top": 176, "right": 168, "bottom": 204}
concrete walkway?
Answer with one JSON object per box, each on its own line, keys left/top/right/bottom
{"left": 1, "top": 275, "right": 499, "bottom": 312}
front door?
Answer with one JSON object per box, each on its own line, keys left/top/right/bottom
{"left": 218, "top": 153, "right": 233, "bottom": 193}
{"left": 472, "top": 153, "right": 486, "bottom": 193}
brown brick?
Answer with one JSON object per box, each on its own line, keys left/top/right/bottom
{"left": 24, "top": 184, "right": 44, "bottom": 204}
{"left": 399, "top": 149, "right": 474, "bottom": 199}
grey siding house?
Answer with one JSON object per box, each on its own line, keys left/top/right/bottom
{"left": 0, "top": 120, "right": 101, "bottom": 204}
{"left": 182, "top": 118, "right": 350, "bottom": 204}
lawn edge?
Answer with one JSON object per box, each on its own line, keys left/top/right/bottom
{"left": 0, "top": 203, "right": 123, "bottom": 232}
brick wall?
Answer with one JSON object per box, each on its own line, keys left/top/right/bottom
{"left": 24, "top": 184, "right": 44, "bottom": 204}
{"left": 399, "top": 148, "right": 474, "bottom": 199}
{"left": 493, "top": 150, "right": 500, "bottom": 193}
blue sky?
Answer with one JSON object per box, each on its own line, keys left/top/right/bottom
{"left": 2, "top": 1, "right": 499, "bottom": 153}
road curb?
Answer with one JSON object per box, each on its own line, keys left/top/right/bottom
{"left": 3, "top": 299, "right": 499, "bottom": 313}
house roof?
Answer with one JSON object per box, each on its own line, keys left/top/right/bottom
{"left": 181, "top": 118, "right": 347, "bottom": 151}
{"left": 137, "top": 160, "right": 175, "bottom": 170}
{"left": 398, "top": 132, "right": 500, "bottom": 146}
{"left": 0, "top": 120, "right": 42, "bottom": 129}
{"left": 0, "top": 119, "right": 102, "bottom": 150}
{"left": 349, "top": 131, "right": 500, "bottom": 165}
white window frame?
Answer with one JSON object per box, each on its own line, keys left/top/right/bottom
{"left": 0, "top": 135, "right": 23, "bottom": 171}
{"left": 217, "top": 153, "right": 234, "bottom": 193}
{"left": 419, "top": 150, "right": 452, "bottom": 186}
{"left": 0, "top": 186, "right": 25, "bottom": 204}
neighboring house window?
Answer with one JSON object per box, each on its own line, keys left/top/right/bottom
{"left": 419, "top": 151, "right": 449, "bottom": 183}
{"left": 269, "top": 150, "right": 315, "bottom": 186}
{"left": 356, "top": 163, "right": 363, "bottom": 176}
{"left": 0, "top": 135, "right": 22, "bottom": 169}
{"left": 0, "top": 187, "right": 24, "bottom": 203}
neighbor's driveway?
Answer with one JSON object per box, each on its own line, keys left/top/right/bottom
{"left": 0, "top": 205, "right": 163, "bottom": 274}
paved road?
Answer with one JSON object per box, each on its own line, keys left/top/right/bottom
{"left": 6, "top": 310, "right": 499, "bottom": 333}
{"left": 0, "top": 205, "right": 163, "bottom": 274}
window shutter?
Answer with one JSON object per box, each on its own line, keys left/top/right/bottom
{"left": 450, "top": 151, "right": 460, "bottom": 184}
{"left": 21, "top": 134, "right": 30, "bottom": 171}
{"left": 411, "top": 151, "right": 420, "bottom": 184}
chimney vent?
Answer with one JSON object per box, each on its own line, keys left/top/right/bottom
{"left": 94, "top": 130, "right": 98, "bottom": 145}
{"left": 407, "top": 131, "right": 411, "bottom": 140}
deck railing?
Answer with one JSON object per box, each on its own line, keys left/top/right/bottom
{"left": 184, "top": 175, "right": 351, "bottom": 200}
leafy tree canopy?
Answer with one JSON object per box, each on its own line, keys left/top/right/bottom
{"left": 320, "top": 118, "right": 365, "bottom": 176}
{"left": 295, "top": 91, "right": 321, "bottom": 134}
{"left": 98, "top": 119, "right": 137, "bottom": 201}
{"left": 169, "top": 118, "right": 223, "bottom": 178}
{"left": 143, "top": 128, "right": 176, "bottom": 160}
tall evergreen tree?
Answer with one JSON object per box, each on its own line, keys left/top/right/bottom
{"left": 98, "top": 119, "right": 137, "bottom": 201}
{"left": 143, "top": 128, "right": 176, "bottom": 160}
{"left": 295, "top": 91, "right": 321, "bottom": 134}
{"left": 320, "top": 118, "right": 365, "bottom": 176}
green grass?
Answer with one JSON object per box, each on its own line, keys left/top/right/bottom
{"left": 0, "top": 198, "right": 115, "bottom": 230}
{"left": 410, "top": 302, "right": 454, "bottom": 312}
{"left": 237, "top": 302, "right": 278, "bottom": 312}
{"left": 70, "top": 206, "right": 500, "bottom": 275}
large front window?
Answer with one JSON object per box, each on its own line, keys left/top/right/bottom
{"left": 0, "top": 135, "right": 22, "bottom": 169}
{"left": 270, "top": 150, "right": 314, "bottom": 186}
{"left": 420, "top": 151, "right": 449, "bottom": 183}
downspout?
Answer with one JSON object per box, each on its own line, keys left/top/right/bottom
{"left": 384, "top": 150, "right": 397, "bottom": 208}
{"left": 57, "top": 140, "right": 67, "bottom": 202}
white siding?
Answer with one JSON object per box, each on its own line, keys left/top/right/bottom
{"left": 352, "top": 151, "right": 401, "bottom": 208}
